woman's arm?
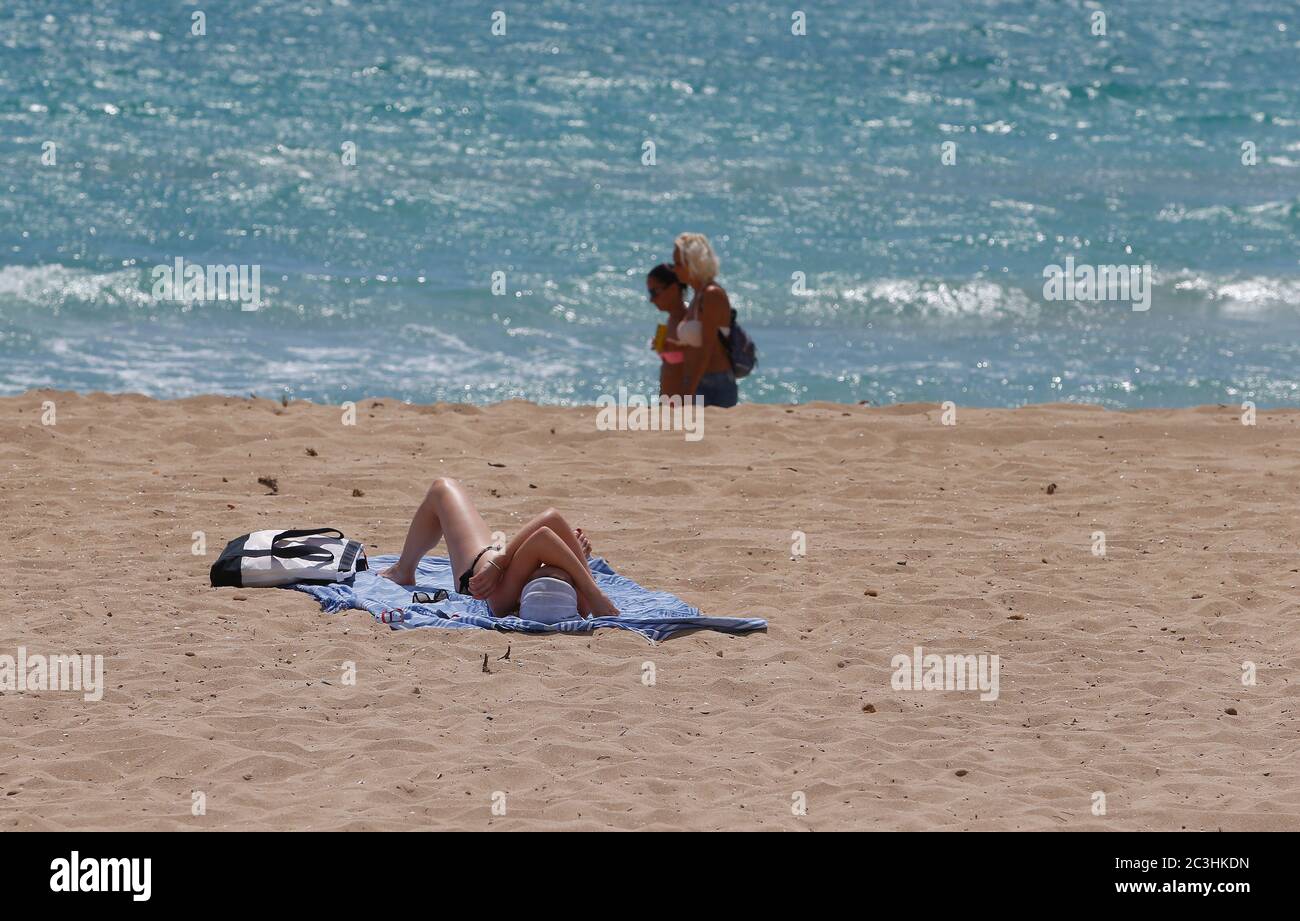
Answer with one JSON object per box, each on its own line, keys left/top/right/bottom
{"left": 486, "top": 526, "right": 618, "bottom": 617}
{"left": 467, "top": 508, "right": 587, "bottom": 597}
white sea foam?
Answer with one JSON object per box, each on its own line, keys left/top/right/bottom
{"left": 835, "top": 278, "right": 1040, "bottom": 319}
{"left": 1172, "top": 274, "right": 1300, "bottom": 314}
{"left": 0, "top": 264, "right": 158, "bottom": 311}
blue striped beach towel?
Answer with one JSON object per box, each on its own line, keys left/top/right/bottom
{"left": 290, "top": 554, "right": 767, "bottom": 643}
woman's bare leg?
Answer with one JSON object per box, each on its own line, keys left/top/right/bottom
{"left": 487, "top": 527, "right": 617, "bottom": 617}
{"left": 381, "top": 477, "right": 493, "bottom": 586}
{"left": 503, "top": 507, "right": 588, "bottom": 564}
{"left": 659, "top": 362, "right": 677, "bottom": 400}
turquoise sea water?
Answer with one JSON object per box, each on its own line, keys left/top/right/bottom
{"left": 0, "top": 0, "right": 1296, "bottom": 407}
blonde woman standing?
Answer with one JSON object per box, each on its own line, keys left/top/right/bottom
{"left": 668, "top": 232, "right": 739, "bottom": 407}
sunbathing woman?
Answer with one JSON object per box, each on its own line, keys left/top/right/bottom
{"left": 379, "top": 477, "right": 619, "bottom": 619}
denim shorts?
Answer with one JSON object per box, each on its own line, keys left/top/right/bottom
{"left": 696, "top": 370, "right": 738, "bottom": 408}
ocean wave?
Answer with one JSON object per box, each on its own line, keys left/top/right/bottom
{"left": 835, "top": 278, "right": 1040, "bottom": 320}
{"left": 1157, "top": 198, "right": 1299, "bottom": 231}
{"left": 1169, "top": 273, "right": 1300, "bottom": 314}
{"left": 5, "top": 263, "right": 1297, "bottom": 329}
{"left": 0, "top": 264, "right": 153, "bottom": 310}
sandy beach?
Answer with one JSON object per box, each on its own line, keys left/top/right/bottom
{"left": 1, "top": 390, "right": 1296, "bottom": 831}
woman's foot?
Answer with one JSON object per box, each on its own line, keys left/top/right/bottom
{"left": 379, "top": 563, "right": 416, "bottom": 586}
{"left": 574, "top": 528, "right": 593, "bottom": 559}
{"left": 583, "top": 590, "right": 618, "bottom": 618}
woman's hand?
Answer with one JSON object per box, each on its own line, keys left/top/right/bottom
{"left": 467, "top": 549, "right": 507, "bottom": 598}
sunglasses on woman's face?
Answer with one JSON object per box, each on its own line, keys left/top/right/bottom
{"left": 647, "top": 286, "right": 665, "bottom": 300}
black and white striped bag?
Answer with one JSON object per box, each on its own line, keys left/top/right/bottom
{"left": 209, "top": 528, "right": 368, "bottom": 588}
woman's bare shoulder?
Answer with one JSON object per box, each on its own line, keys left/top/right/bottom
{"left": 701, "top": 284, "right": 731, "bottom": 320}
{"left": 701, "top": 283, "right": 730, "bottom": 306}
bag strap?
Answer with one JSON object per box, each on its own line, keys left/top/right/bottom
{"left": 242, "top": 545, "right": 336, "bottom": 563}
{"left": 715, "top": 308, "right": 739, "bottom": 344}
{"left": 272, "top": 528, "right": 344, "bottom": 545}
{"left": 337, "top": 540, "right": 363, "bottom": 572}
{"left": 274, "top": 545, "right": 336, "bottom": 562}
{"left": 257, "top": 529, "right": 348, "bottom": 565}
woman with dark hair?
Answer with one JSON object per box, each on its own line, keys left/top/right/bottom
{"left": 646, "top": 262, "right": 688, "bottom": 399}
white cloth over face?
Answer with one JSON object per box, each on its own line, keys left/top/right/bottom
{"left": 519, "top": 576, "right": 580, "bottom": 624}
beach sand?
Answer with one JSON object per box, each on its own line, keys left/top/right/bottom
{"left": 1, "top": 390, "right": 1296, "bottom": 831}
